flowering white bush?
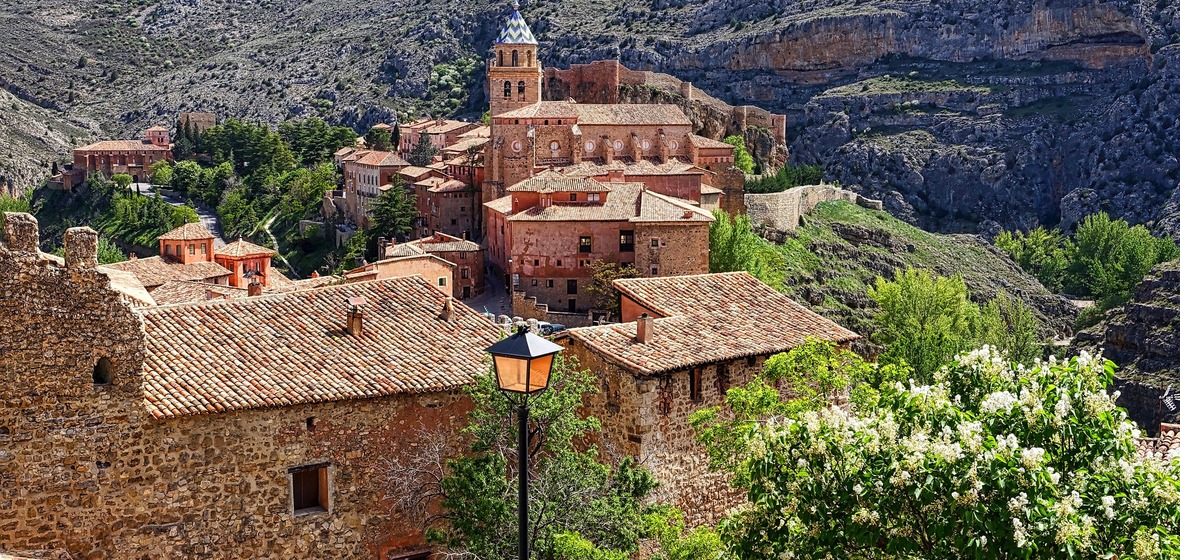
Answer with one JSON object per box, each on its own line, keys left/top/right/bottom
{"left": 694, "top": 346, "right": 1180, "bottom": 559}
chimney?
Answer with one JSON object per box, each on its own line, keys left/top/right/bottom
{"left": 129, "top": 252, "right": 137, "bottom": 260}
{"left": 247, "top": 280, "right": 263, "bottom": 297}
{"left": 346, "top": 296, "right": 367, "bottom": 337}
{"left": 311, "top": 270, "right": 320, "bottom": 278}
{"left": 439, "top": 296, "right": 454, "bottom": 321}
{"left": 636, "top": 313, "right": 654, "bottom": 344}
{"left": 377, "top": 236, "right": 387, "bottom": 260}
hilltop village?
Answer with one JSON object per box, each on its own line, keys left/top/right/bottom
{"left": 5, "top": 3, "right": 1180, "bottom": 560}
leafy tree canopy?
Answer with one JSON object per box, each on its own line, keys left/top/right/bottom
{"left": 722, "top": 135, "right": 754, "bottom": 174}
{"left": 694, "top": 348, "right": 1180, "bottom": 559}
{"left": 708, "top": 209, "right": 784, "bottom": 289}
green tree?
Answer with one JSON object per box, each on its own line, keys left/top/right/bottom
{"left": 585, "top": 261, "right": 638, "bottom": 318}
{"left": 693, "top": 348, "right": 1180, "bottom": 559}
{"left": 172, "top": 161, "right": 204, "bottom": 194}
{"left": 111, "top": 173, "right": 133, "bottom": 190}
{"left": 170, "top": 205, "right": 200, "bottom": 229}
{"left": 868, "top": 268, "right": 980, "bottom": 379}
{"left": 367, "top": 182, "right": 416, "bottom": 242}
{"left": 708, "top": 209, "right": 784, "bottom": 289}
{"left": 96, "top": 236, "right": 126, "bottom": 264}
{"left": 1066, "top": 212, "right": 1177, "bottom": 305}
{"left": 978, "top": 291, "right": 1043, "bottom": 366}
{"left": 149, "top": 160, "right": 174, "bottom": 186}
{"left": 407, "top": 133, "right": 438, "bottom": 166}
{"left": 364, "top": 126, "right": 392, "bottom": 151}
{"left": 722, "top": 135, "right": 754, "bottom": 174}
{"left": 0, "top": 192, "right": 31, "bottom": 214}
{"left": 389, "top": 355, "right": 662, "bottom": 559}
{"left": 994, "top": 226, "right": 1071, "bottom": 293}
{"left": 743, "top": 163, "right": 825, "bottom": 194}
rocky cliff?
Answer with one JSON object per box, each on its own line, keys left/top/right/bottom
{"left": 1, "top": 0, "right": 1177, "bottom": 238}
{"left": 1074, "top": 260, "right": 1180, "bottom": 431}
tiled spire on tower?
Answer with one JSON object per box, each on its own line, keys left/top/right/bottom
{"left": 496, "top": 0, "right": 537, "bottom": 45}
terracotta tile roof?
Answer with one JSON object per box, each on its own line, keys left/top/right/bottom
{"left": 458, "top": 126, "right": 490, "bottom": 139}
{"left": 496, "top": 101, "right": 580, "bottom": 120}
{"left": 689, "top": 134, "right": 735, "bottom": 150}
{"left": 1139, "top": 423, "right": 1180, "bottom": 460}
{"left": 508, "top": 182, "right": 645, "bottom": 222}
{"left": 427, "top": 179, "right": 469, "bottom": 193}
{"left": 507, "top": 170, "right": 612, "bottom": 193}
{"left": 288, "top": 276, "right": 339, "bottom": 290}
{"left": 560, "top": 159, "right": 703, "bottom": 178}
{"left": 423, "top": 120, "right": 478, "bottom": 135}
{"left": 99, "top": 257, "right": 232, "bottom": 289}
{"left": 573, "top": 104, "right": 692, "bottom": 126}
{"left": 565, "top": 272, "right": 860, "bottom": 376}
{"left": 700, "top": 184, "right": 724, "bottom": 195}
{"left": 150, "top": 280, "right": 248, "bottom": 305}
{"left": 215, "top": 238, "right": 276, "bottom": 258}
{"left": 633, "top": 191, "right": 715, "bottom": 223}
{"left": 404, "top": 233, "right": 482, "bottom": 253}
{"left": 484, "top": 196, "right": 514, "bottom": 214}
{"left": 442, "top": 136, "right": 489, "bottom": 154}
{"left": 136, "top": 276, "right": 500, "bottom": 418}
{"left": 334, "top": 146, "right": 358, "bottom": 156}
{"left": 158, "top": 222, "right": 216, "bottom": 241}
{"left": 355, "top": 150, "right": 410, "bottom": 167}
{"left": 76, "top": 140, "right": 172, "bottom": 152}
{"left": 145, "top": 125, "right": 169, "bottom": 132}
{"left": 398, "top": 166, "right": 437, "bottom": 181}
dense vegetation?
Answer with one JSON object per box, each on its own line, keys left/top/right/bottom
{"left": 743, "top": 163, "right": 825, "bottom": 194}
{"left": 996, "top": 213, "right": 1178, "bottom": 326}
{"left": 30, "top": 173, "right": 198, "bottom": 255}
{"left": 722, "top": 135, "right": 754, "bottom": 174}
{"left": 693, "top": 342, "right": 1180, "bottom": 559}
{"left": 386, "top": 354, "right": 721, "bottom": 559}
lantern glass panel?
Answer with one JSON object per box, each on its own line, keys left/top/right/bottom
{"left": 528, "top": 354, "right": 554, "bottom": 393}
{"left": 494, "top": 355, "right": 531, "bottom": 393}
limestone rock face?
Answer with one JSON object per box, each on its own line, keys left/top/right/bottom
{"left": 1074, "top": 260, "right": 1180, "bottom": 430}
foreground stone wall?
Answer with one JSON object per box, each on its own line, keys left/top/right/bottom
{"left": 0, "top": 212, "right": 469, "bottom": 559}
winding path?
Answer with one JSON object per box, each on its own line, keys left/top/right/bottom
{"left": 261, "top": 211, "right": 298, "bottom": 276}
{"left": 129, "top": 182, "right": 227, "bottom": 247}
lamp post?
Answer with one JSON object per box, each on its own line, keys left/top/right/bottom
{"left": 485, "top": 325, "right": 563, "bottom": 560}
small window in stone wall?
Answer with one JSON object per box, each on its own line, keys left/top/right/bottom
{"left": 93, "top": 357, "right": 113, "bottom": 385}
{"left": 290, "top": 463, "right": 330, "bottom": 515}
{"left": 689, "top": 368, "right": 703, "bottom": 402}
{"left": 716, "top": 362, "right": 731, "bottom": 395}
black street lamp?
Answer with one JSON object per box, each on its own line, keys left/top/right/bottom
{"left": 485, "top": 325, "right": 563, "bottom": 560}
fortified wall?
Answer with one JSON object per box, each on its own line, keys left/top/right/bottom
{"left": 544, "top": 60, "right": 788, "bottom": 166}
{"left": 0, "top": 213, "right": 467, "bottom": 559}
{"left": 744, "top": 184, "right": 884, "bottom": 233}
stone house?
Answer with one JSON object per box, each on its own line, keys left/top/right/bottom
{"left": 101, "top": 222, "right": 233, "bottom": 291}
{"left": 342, "top": 150, "right": 411, "bottom": 228}
{"left": 0, "top": 213, "right": 500, "bottom": 559}
{"left": 386, "top": 232, "right": 485, "bottom": 299}
{"left": 413, "top": 176, "right": 479, "bottom": 240}
{"left": 558, "top": 272, "right": 859, "bottom": 526}
{"left": 485, "top": 171, "right": 713, "bottom": 314}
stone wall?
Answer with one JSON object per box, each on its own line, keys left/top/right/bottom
{"left": 511, "top": 289, "right": 598, "bottom": 327}
{"left": 0, "top": 213, "right": 470, "bottom": 559}
{"left": 633, "top": 223, "right": 710, "bottom": 278}
{"left": 745, "top": 185, "right": 884, "bottom": 233}
{"left": 564, "top": 336, "right": 771, "bottom": 527}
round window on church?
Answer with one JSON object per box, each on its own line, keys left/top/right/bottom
{"left": 550, "top": 141, "right": 560, "bottom": 151}
{"left": 669, "top": 140, "right": 679, "bottom": 150}
{"left": 641, "top": 139, "right": 651, "bottom": 150}
{"left": 613, "top": 140, "right": 623, "bottom": 151}
{"left": 584, "top": 141, "right": 595, "bottom": 153}
{"left": 512, "top": 141, "right": 523, "bottom": 153}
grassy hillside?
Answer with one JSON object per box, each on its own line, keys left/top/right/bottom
{"left": 770, "top": 201, "right": 1077, "bottom": 339}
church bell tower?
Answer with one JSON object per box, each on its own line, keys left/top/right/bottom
{"left": 488, "top": 1, "right": 542, "bottom": 117}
